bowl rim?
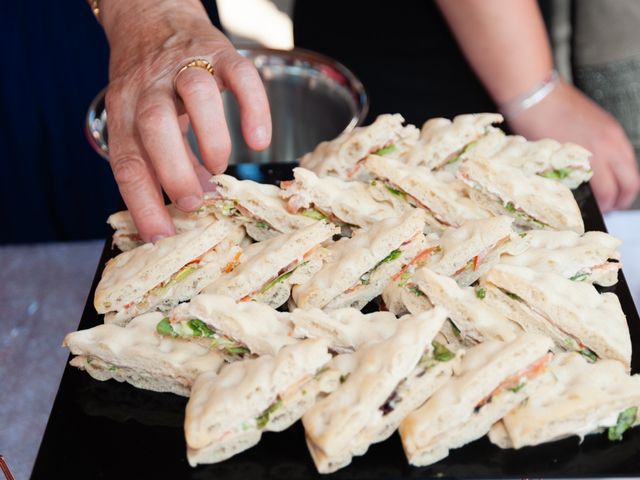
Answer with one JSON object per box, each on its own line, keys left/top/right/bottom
{"left": 85, "top": 46, "right": 369, "bottom": 160}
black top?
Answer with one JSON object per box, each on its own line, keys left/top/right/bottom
{"left": 293, "top": 0, "right": 497, "bottom": 125}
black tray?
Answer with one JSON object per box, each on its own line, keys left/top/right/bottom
{"left": 31, "top": 163, "right": 640, "bottom": 479}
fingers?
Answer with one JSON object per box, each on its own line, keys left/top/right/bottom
{"left": 136, "top": 90, "right": 204, "bottom": 212}
{"left": 179, "top": 114, "right": 216, "bottom": 192}
{"left": 105, "top": 85, "right": 175, "bottom": 242}
{"left": 175, "top": 67, "right": 231, "bottom": 175}
{"left": 589, "top": 160, "right": 618, "bottom": 213}
{"left": 217, "top": 53, "right": 272, "bottom": 151}
{"left": 611, "top": 144, "right": 640, "bottom": 210}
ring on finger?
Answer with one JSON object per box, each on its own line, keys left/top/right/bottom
{"left": 173, "top": 58, "right": 215, "bottom": 90}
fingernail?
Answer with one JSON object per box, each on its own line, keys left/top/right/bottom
{"left": 177, "top": 195, "right": 203, "bottom": 211}
{"left": 203, "top": 180, "right": 217, "bottom": 192}
{"left": 151, "top": 235, "right": 168, "bottom": 243}
{"left": 254, "top": 126, "right": 268, "bottom": 145}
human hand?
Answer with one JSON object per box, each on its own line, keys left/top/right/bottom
{"left": 508, "top": 80, "right": 640, "bottom": 212}
{"left": 100, "top": 0, "right": 271, "bottom": 242}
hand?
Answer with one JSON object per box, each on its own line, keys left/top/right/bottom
{"left": 100, "top": 0, "right": 271, "bottom": 242}
{"left": 508, "top": 80, "right": 640, "bottom": 212}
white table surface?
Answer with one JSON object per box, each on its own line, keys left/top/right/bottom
{"left": 0, "top": 211, "right": 638, "bottom": 479}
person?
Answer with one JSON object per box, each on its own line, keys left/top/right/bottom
{"left": 96, "top": 0, "right": 640, "bottom": 243}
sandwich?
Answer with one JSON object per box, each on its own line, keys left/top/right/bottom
{"left": 464, "top": 130, "right": 593, "bottom": 189}
{"left": 184, "top": 338, "right": 338, "bottom": 466}
{"left": 482, "top": 264, "right": 631, "bottom": 369}
{"left": 381, "top": 276, "right": 434, "bottom": 316}
{"left": 489, "top": 352, "right": 640, "bottom": 449}
{"left": 499, "top": 229, "right": 622, "bottom": 287}
{"left": 405, "top": 113, "right": 503, "bottom": 170}
{"left": 427, "top": 215, "right": 518, "bottom": 286}
{"left": 413, "top": 267, "right": 523, "bottom": 344}
{"left": 205, "top": 220, "right": 339, "bottom": 308}
{"left": 158, "top": 293, "right": 296, "bottom": 360}
{"left": 298, "top": 113, "right": 419, "bottom": 180}
{"left": 379, "top": 232, "right": 441, "bottom": 316}
{"left": 291, "top": 209, "right": 432, "bottom": 310}
{"left": 303, "top": 307, "right": 462, "bottom": 474}
{"left": 64, "top": 311, "right": 224, "bottom": 397}
{"left": 95, "top": 220, "right": 245, "bottom": 325}
{"left": 107, "top": 203, "right": 221, "bottom": 252}
{"left": 209, "top": 174, "right": 316, "bottom": 241}
{"left": 280, "top": 167, "right": 402, "bottom": 230}
{"left": 289, "top": 307, "right": 400, "bottom": 353}
{"left": 364, "top": 155, "right": 491, "bottom": 229}
{"left": 458, "top": 156, "right": 584, "bottom": 233}
{"left": 399, "top": 333, "right": 553, "bottom": 467}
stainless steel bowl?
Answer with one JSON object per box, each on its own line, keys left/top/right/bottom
{"left": 85, "top": 47, "right": 368, "bottom": 164}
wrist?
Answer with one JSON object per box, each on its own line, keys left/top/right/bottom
{"left": 497, "top": 69, "right": 560, "bottom": 121}
{"left": 99, "top": 0, "right": 206, "bottom": 49}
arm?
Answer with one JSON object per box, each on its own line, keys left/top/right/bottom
{"left": 95, "top": 0, "right": 271, "bottom": 241}
{"left": 436, "top": 0, "right": 640, "bottom": 211}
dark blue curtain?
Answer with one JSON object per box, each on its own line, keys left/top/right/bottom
{"left": 0, "top": 1, "right": 221, "bottom": 244}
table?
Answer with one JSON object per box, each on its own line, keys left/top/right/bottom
{"left": 0, "top": 241, "right": 103, "bottom": 480}
{"left": 1, "top": 209, "right": 638, "bottom": 479}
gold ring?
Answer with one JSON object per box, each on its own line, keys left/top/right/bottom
{"left": 173, "top": 58, "right": 215, "bottom": 90}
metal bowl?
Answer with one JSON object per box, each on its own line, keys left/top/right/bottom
{"left": 85, "top": 47, "right": 368, "bottom": 164}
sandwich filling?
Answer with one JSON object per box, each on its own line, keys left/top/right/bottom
{"left": 451, "top": 235, "right": 511, "bottom": 279}
{"left": 539, "top": 166, "right": 592, "bottom": 181}
{"left": 444, "top": 140, "right": 477, "bottom": 166}
{"left": 379, "top": 341, "right": 456, "bottom": 416}
{"left": 460, "top": 174, "right": 549, "bottom": 230}
{"left": 240, "top": 246, "right": 324, "bottom": 302}
{"left": 279, "top": 183, "right": 350, "bottom": 227}
{"left": 345, "top": 235, "right": 428, "bottom": 294}
{"left": 474, "top": 352, "right": 552, "bottom": 413}
{"left": 156, "top": 317, "right": 251, "bottom": 359}
{"left": 496, "top": 287, "right": 598, "bottom": 362}
{"left": 234, "top": 366, "right": 333, "bottom": 434}
{"left": 216, "top": 199, "right": 278, "bottom": 233}
{"left": 369, "top": 179, "right": 452, "bottom": 227}
{"left": 347, "top": 142, "right": 398, "bottom": 178}
{"left": 108, "top": 244, "right": 238, "bottom": 317}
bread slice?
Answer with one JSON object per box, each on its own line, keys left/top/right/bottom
{"left": 406, "top": 113, "right": 503, "bottom": 170}
{"left": 210, "top": 174, "right": 316, "bottom": 241}
{"left": 64, "top": 311, "right": 224, "bottom": 396}
{"left": 107, "top": 204, "right": 223, "bottom": 252}
{"left": 381, "top": 277, "right": 434, "bottom": 316}
{"left": 428, "top": 215, "right": 516, "bottom": 286}
{"left": 399, "top": 333, "right": 553, "bottom": 467}
{"left": 499, "top": 229, "right": 622, "bottom": 287}
{"left": 414, "top": 268, "right": 522, "bottom": 343}
{"left": 303, "top": 307, "right": 459, "bottom": 474}
{"left": 465, "top": 131, "right": 593, "bottom": 189}
{"left": 484, "top": 264, "right": 631, "bottom": 369}
{"left": 489, "top": 352, "right": 640, "bottom": 449}
{"left": 280, "top": 167, "right": 402, "bottom": 229}
{"left": 292, "top": 209, "right": 428, "bottom": 309}
{"left": 164, "top": 294, "right": 296, "bottom": 359}
{"left": 364, "top": 154, "right": 491, "bottom": 227}
{"left": 289, "top": 307, "right": 400, "bottom": 353}
{"left": 324, "top": 232, "right": 431, "bottom": 310}
{"left": 205, "top": 220, "right": 339, "bottom": 308}
{"left": 298, "top": 113, "right": 419, "bottom": 180}
{"left": 458, "top": 156, "right": 584, "bottom": 233}
{"left": 95, "top": 220, "right": 244, "bottom": 325}
{"left": 184, "top": 338, "right": 337, "bottom": 466}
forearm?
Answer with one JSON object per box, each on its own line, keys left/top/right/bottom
{"left": 435, "top": 0, "right": 553, "bottom": 104}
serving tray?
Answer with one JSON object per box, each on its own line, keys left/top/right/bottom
{"left": 31, "top": 163, "right": 640, "bottom": 479}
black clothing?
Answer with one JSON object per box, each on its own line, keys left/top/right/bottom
{"left": 293, "top": 1, "right": 497, "bottom": 126}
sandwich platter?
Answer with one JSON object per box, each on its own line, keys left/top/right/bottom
{"left": 32, "top": 115, "right": 640, "bottom": 479}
